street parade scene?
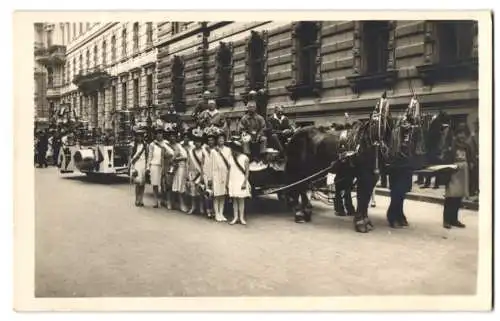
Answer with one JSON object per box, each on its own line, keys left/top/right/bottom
{"left": 33, "top": 20, "right": 482, "bottom": 298}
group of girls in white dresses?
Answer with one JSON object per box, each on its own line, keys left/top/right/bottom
{"left": 128, "top": 125, "right": 252, "bottom": 225}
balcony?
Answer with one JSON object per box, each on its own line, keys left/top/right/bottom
{"left": 36, "top": 45, "right": 67, "bottom": 66}
{"left": 72, "top": 65, "right": 112, "bottom": 95}
{"left": 46, "top": 86, "right": 61, "bottom": 98}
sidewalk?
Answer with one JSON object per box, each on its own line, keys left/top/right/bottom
{"left": 374, "top": 175, "right": 479, "bottom": 211}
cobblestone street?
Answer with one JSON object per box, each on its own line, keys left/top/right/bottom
{"left": 35, "top": 168, "right": 478, "bottom": 297}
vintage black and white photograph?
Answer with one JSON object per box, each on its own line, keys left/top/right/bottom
{"left": 14, "top": 11, "right": 492, "bottom": 311}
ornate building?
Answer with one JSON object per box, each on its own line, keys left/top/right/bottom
{"left": 155, "top": 21, "right": 478, "bottom": 129}
{"left": 34, "top": 22, "right": 159, "bottom": 130}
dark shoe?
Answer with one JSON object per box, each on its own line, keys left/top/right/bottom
{"left": 451, "top": 221, "right": 466, "bottom": 228}
{"left": 443, "top": 222, "right": 452, "bottom": 229}
{"left": 433, "top": 186, "right": 439, "bottom": 189}
{"left": 388, "top": 220, "right": 403, "bottom": 229}
{"left": 138, "top": 202, "right": 144, "bottom": 207}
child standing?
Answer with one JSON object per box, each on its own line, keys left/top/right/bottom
{"left": 228, "top": 141, "right": 251, "bottom": 225}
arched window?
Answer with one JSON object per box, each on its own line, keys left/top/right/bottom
{"left": 171, "top": 55, "right": 186, "bottom": 112}
{"left": 215, "top": 42, "right": 234, "bottom": 107}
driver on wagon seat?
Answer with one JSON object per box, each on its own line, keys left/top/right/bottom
{"left": 238, "top": 98, "right": 267, "bottom": 158}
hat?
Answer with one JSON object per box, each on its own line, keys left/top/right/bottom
{"left": 163, "top": 122, "right": 178, "bottom": 134}
{"left": 228, "top": 140, "right": 244, "bottom": 152}
{"left": 190, "top": 127, "right": 205, "bottom": 141}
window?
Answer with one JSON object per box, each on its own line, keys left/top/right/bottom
{"left": 79, "top": 23, "right": 83, "bottom": 35}
{"left": 46, "top": 30, "right": 53, "bottom": 47}
{"left": 86, "top": 49, "right": 90, "bottom": 71}
{"left": 60, "top": 24, "right": 65, "bottom": 45}
{"left": 286, "top": 22, "right": 321, "bottom": 100}
{"left": 133, "top": 22, "right": 139, "bottom": 53}
{"left": 73, "top": 96, "right": 77, "bottom": 116}
{"left": 93, "top": 45, "right": 98, "bottom": 67}
{"left": 122, "top": 28, "right": 127, "bottom": 58}
{"left": 361, "top": 21, "right": 390, "bottom": 74}
{"left": 66, "top": 23, "right": 70, "bottom": 43}
{"left": 111, "top": 86, "right": 117, "bottom": 111}
{"left": 73, "top": 58, "right": 76, "bottom": 78}
{"left": 146, "top": 74, "right": 153, "bottom": 105}
{"left": 47, "top": 67, "right": 53, "bottom": 87}
{"left": 297, "top": 22, "right": 319, "bottom": 86}
{"left": 111, "top": 35, "right": 116, "bottom": 62}
{"left": 247, "top": 31, "right": 266, "bottom": 91}
{"left": 122, "top": 82, "right": 127, "bottom": 109}
{"left": 215, "top": 42, "right": 233, "bottom": 107}
{"left": 79, "top": 54, "right": 83, "bottom": 73}
{"left": 63, "top": 63, "right": 66, "bottom": 85}
{"left": 171, "top": 55, "right": 185, "bottom": 112}
{"left": 171, "top": 22, "right": 180, "bottom": 35}
{"left": 133, "top": 78, "right": 139, "bottom": 107}
{"left": 79, "top": 96, "right": 83, "bottom": 117}
{"left": 435, "top": 21, "right": 474, "bottom": 63}
{"left": 146, "top": 22, "right": 153, "bottom": 46}
{"left": 102, "top": 40, "right": 107, "bottom": 66}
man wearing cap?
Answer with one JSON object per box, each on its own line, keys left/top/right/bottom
{"left": 238, "top": 99, "right": 267, "bottom": 158}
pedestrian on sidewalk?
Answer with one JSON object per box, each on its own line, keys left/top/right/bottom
{"left": 129, "top": 128, "right": 148, "bottom": 207}
{"left": 442, "top": 123, "right": 474, "bottom": 229}
{"left": 147, "top": 128, "right": 166, "bottom": 208}
{"left": 227, "top": 141, "right": 251, "bottom": 225}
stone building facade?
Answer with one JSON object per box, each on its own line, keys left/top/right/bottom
{"left": 155, "top": 21, "right": 478, "bottom": 130}
{"left": 35, "top": 22, "right": 159, "bottom": 130}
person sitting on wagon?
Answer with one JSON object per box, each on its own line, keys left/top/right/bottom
{"left": 238, "top": 99, "right": 267, "bottom": 159}
{"left": 198, "top": 99, "right": 225, "bottom": 130}
{"left": 193, "top": 90, "right": 212, "bottom": 125}
{"left": 267, "top": 105, "right": 293, "bottom": 154}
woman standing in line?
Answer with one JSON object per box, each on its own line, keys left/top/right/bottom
{"left": 172, "top": 130, "right": 190, "bottom": 212}
{"left": 187, "top": 127, "right": 206, "bottom": 215}
{"left": 442, "top": 123, "right": 474, "bottom": 229}
{"left": 129, "top": 128, "right": 148, "bottom": 207}
{"left": 205, "top": 128, "right": 231, "bottom": 222}
{"left": 227, "top": 141, "right": 251, "bottom": 225}
{"left": 202, "top": 128, "right": 217, "bottom": 218}
{"left": 162, "top": 124, "right": 178, "bottom": 210}
{"left": 147, "top": 128, "right": 166, "bottom": 208}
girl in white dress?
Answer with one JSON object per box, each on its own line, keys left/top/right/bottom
{"left": 147, "top": 128, "right": 166, "bottom": 208}
{"left": 161, "top": 124, "right": 177, "bottom": 210}
{"left": 129, "top": 129, "right": 148, "bottom": 207}
{"left": 228, "top": 141, "right": 251, "bottom": 225}
{"left": 172, "top": 130, "right": 190, "bottom": 212}
{"left": 205, "top": 129, "right": 231, "bottom": 222}
{"left": 187, "top": 127, "right": 206, "bottom": 214}
{"left": 202, "top": 130, "right": 216, "bottom": 218}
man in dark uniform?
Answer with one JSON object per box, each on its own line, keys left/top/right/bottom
{"left": 267, "top": 105, "right": 294, "bottom": 154}
{"left": 36, "top": 130, "right": 49, "bottom": 168}
{"left": 386, "top": 125, "right": 413, "bottom": 228}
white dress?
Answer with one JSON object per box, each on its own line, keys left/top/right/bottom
{"left": 148, "top": 141, "right": 164, "bottom": 187}
{"left": 130, "top": 143, "right": 147, "bottom": 184}
{"left": 205, "top": 145, "right": 231, "bottom": 197}
{"left": 187, "top": 147, "right": 206, "bottom": 196}
{"left": 172, "top": 143, "right": 189, "bottom": 193}
{"left": 228, "top": 153, "right": 251, "bottom": 198}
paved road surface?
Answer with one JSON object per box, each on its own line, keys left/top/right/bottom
{"left": 35, "top": 168, "right": 478, "bottom": 297}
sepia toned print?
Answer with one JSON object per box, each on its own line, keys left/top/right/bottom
{"left": 15, "top": 11, "right": 492, "bottom": 311}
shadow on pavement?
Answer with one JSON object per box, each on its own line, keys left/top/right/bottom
{"left": 61, "top": 174, "right": 130, "bottom": 185}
